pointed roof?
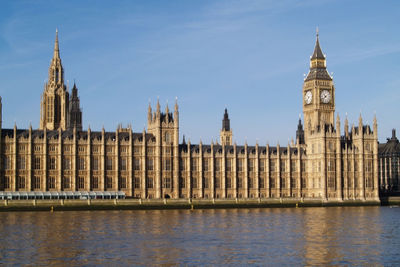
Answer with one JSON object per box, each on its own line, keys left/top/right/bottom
{"left": 222, "top": 108, "right": 230, "bottom": 131}
{"left": 311, "top": 32, "right": 325, "bottom": 60}
{"left": 54, "top": 29, "right": 60, "bottom": 59}
{"left": 304, "top": 30, "right": 332, "bottom": 82}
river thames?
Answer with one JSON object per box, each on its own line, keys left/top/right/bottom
{"left": 0, "top": 206, "right": 399, "bottom": 266}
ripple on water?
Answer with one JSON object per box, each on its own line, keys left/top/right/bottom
{"left": 0, "top": 207, "right": 399, "bottom": 265}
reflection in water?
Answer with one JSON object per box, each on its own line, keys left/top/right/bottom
{"left": 0, "top": 207, "right": 399, "bottom": 265}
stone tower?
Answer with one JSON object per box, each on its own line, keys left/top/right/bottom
{"left": 302, "top": 30, "right": 335, "bottom": 142}
{"left": 220, "top": 108, "right": 232, "bottom": 146}
{"left": 69, "top": 82, "right": 82, "bottom": 131}
{"left": 147, "top": 99, "right": 180, "bottom": 198}
{"left": 40, "top": 29, "right": 69, "bottom": 130}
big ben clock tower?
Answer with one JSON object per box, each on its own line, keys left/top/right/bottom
{"left": 303, "top": 30, "right": 335, "bottom": 141}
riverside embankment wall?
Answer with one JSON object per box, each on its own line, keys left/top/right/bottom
{"left": 0, "top": 198, "right": 388, "bottom": 212}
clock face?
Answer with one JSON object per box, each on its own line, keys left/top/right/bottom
{"left": 320, "top": 90, "right": 331, "bottom": 103}
{"left": 304, "top": 91, "right": 312, "bottom": 104}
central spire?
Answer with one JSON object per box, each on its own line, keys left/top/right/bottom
{"left": 54, "top": 28, "right": 60, "bottom": 59}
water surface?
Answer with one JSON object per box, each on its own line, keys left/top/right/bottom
{"left": 0, "top": 206, "right": 399, "bottom": 265}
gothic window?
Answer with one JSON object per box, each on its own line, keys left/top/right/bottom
{"left": 147, "top": 147, "right": 153, "bottom": 155}
{"left": 163, "top": 159, "right": 171, "bottom": 171}
{"left": 48, "top": 177, "right": 55, "bottom": 189}
{"left": 3, "top": 156, "right": 10, "bottom": 170}
{"left": 164, "top": 132, "right": 171, "bottom": 143}
{"left": 203, "top": 159, "right": 209, "bottom": 171}
{"left": 119, "top": 177, "right": 127, "bottom": 189}
{"left": 106, "top": 157, "right": 113, "bottom": 170}
{"left": 55, "top": 68, "right": 59, "bottom": 83}
{"left": 191, "top": 158, "right": 198, "bottom": 171}
{"left": 280, "top": 161, "right": 286, "bottom": 172}
{"left": 226, "top": 177, "right": 232, "bottom": 188}
{"left": 120, "top": 158, "right": 127, "bottom": 171}
{"left": 203, "top": 177, "right": 208, "bottom": 189}
{"left": 134, "top": 177, "right": 141, "bottom": 189}
{"left": 33, "top": 176, "right": 41, "bottom": 190}
{"left": 146, "top": 177, "right": 153, "bottom": 189}
{"left": 281, "top": 178, "right": 286, "bottom": 188}
{"left": 63, "top": 158, "right": 71, "bottom": 170}
{"left": 270, "top": 178, "right": 276, "bottom": 188}
{"left": 162, "top": 177, "right": 171, "bottom": 188}
{"left": 106, "top": 176, "right": 113, "bottom": 189}
{"left": 327, "top": 160, "right": 335, "bottom": 172}
{"left": 78, "top": 176, "right": 85, "bottom": 189}
{"left": 301, "top": 177, "right": 306, "bottom": 188}
{"left": 4, "top": 176, "right": 10, "bottom": 189}
{"left": 301, "top": 161, "right": 306, "bottom": 172}
{"left": 78, "top": 146, "right": 85, "bottom": 152}
{"left": 238, "top": 177, "right": 243, "bottom": 188}
{"left": 49, "top": 157, "right": 56, "bottom": 170}
{"left": 365, "top": 161, "right": 372, "bottom": 172}
{"left": 248, "top": 159, "right": 255, "bottom": 172}
{"left": 259, "top": 160, "right": 265, "bottom": 172}
{"left": 259, "top": 178, "right": 265, "bottom": 189}
{"left": 291, "top": 161, "right": 297, "bottom": 172}
{"left": 237, "top": 159, "right": 243, "bottom": 172}
{"left": 179, "top": 177, "right": 186, "bottom": 188}
{"left": 215, "top": 177, "right": 221, "bottom": 189}
{"left": 34, "top": 157, "right": 41, "bottom": 170}
{"left": 91, "top": 157, "right": 98, "bottom": 170}
{"left": 78, "top": 157, "right": 85, "bottom": 170}
{"left": 249, "top": 178, "right": 254, "bottom": 189}
{"left": 291, "top": 179, "right": 296, "bottom": 188}
{"left": 17, "top": 156, "right": 25, "bottom": 170}
{"left": 270, "top": 161, "right": 275, "bottom": 172}
{"left": 17, "top": 176, "right": 25, "bottom": 189}
{"left": 179, "top": 159, "right": 185, "bottom": 171}
{"left": 91, "top": 176, "right": 98, "bottom": 189}
{"left": 215, "top": 158, "right": 221, "bottom": 171}
{"left": 147, "top": 159, "right": 154, "bottom": 171}
{"left": 328, "top": 176, "right": 335, "bottom": 188}
{"left": 134, "top": 158, "right": 140, "bottom": 171}
{"left": 226, "top": 159, "right": 232, "bottom": 172}
{"left": 366, "top": 176, "right": 373, "bottom": 188}
{"left": 63, "top": 177, "right": 70, "bottom": 189}
{"left": 192, "top": 177, "right": 198, "bottom": 189}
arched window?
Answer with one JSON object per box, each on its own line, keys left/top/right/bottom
{"left": 55, "top": 68, "right": 59, "bottom": 83}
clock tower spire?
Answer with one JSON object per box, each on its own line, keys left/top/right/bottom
{"left": 302, "top": 30, "right": 335, "bottom": 140}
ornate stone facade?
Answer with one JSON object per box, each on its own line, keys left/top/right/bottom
{"left": 0, "top": 31, "right": 379, "bottom": 201}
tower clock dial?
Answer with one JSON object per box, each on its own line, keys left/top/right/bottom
{"left": 304, "top": 91, "right": 312, "bottom": 104}
{"left": 320, "top": 90, "right": 331, "bottom": 103}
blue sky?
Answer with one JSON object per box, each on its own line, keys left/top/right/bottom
{"left": 0, "top": 0, "right": 399, "bottom": 144}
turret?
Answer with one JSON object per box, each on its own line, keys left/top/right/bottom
{"left": 296, "top": 116, "right": 305, "bottom": 145}
{"left": 220, "top": 108, "right": 232, "bottom": 146}
{"left": 39, "top": 29, "right": 69, "bottom": 130}
{"left": 69, "top": 82, "right": 82, "bottom": 131}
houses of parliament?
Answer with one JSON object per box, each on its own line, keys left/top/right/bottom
{"left": 0, "top": 30, "right": 380, "bottom": 201}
